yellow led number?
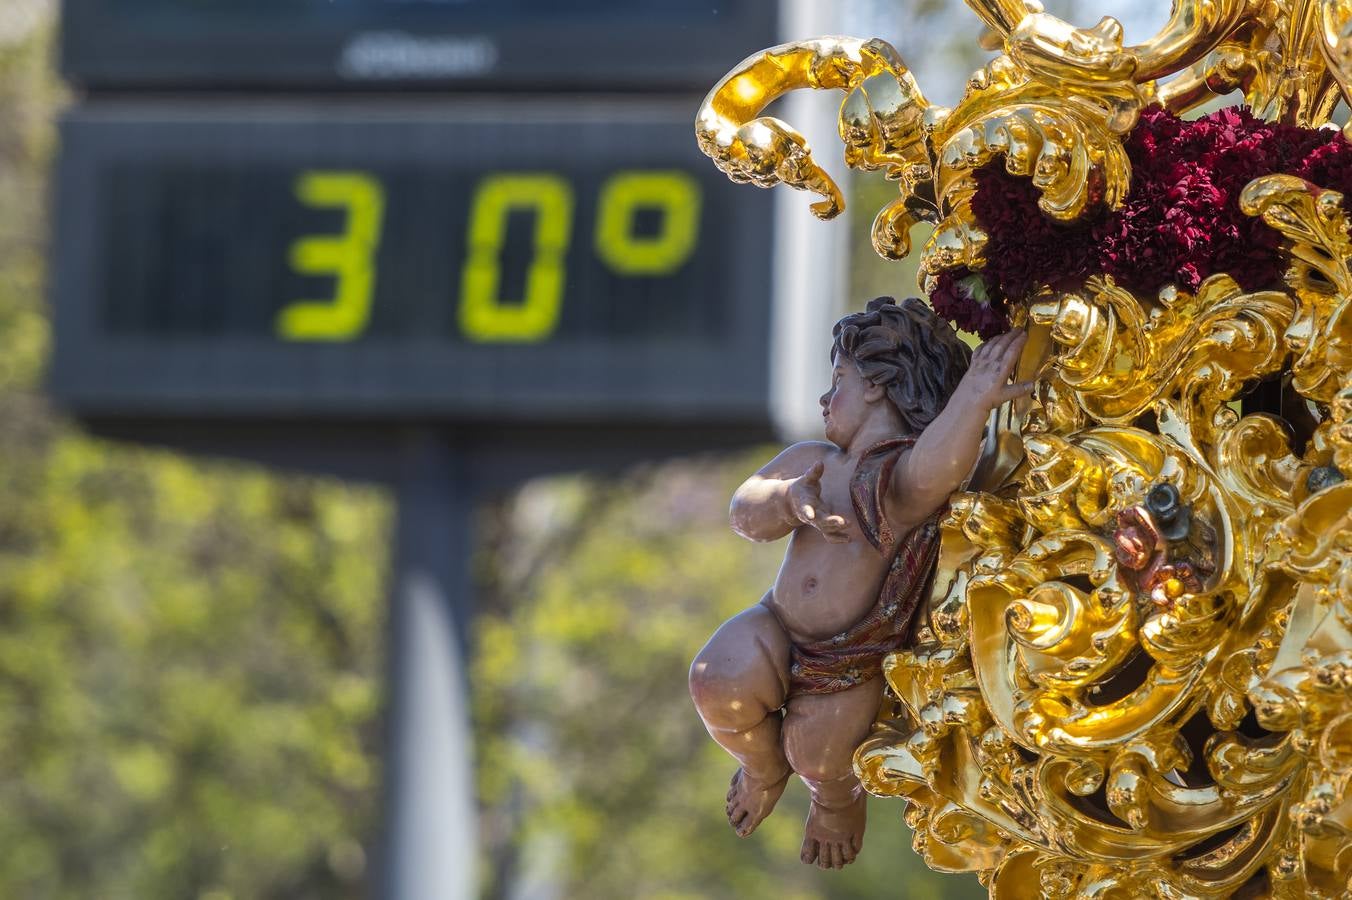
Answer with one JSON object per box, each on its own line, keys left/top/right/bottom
{"left": 459, "top": 174, "right": 574, "bottom": 343}
{"left": 277, "top": 171, "right": 385, "bottom": 341}
{"left": 594, "top": 171, "right": 701, "bottom": 276}
{"left": 278, "top": 169, "right": 702, "bottom": 343}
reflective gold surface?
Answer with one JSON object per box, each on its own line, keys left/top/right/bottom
{"left": 699, "top": 1, "right": 1352, "bottom": 896}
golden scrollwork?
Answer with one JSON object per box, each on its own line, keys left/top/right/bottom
{"left": 695, "top": 37, "right": 929, "bottom": 243}
{"left": 1027, "top": 275, "right": 1294, "bottom": 440}
{"left": 700, "top": 0, "right": 1352, "bottom": 895}
{"left": 694, "top": 0, "right": 1309, "bottom": 276}
{"left": 1240, "top": 176, "right": 1352, "bottom": 404}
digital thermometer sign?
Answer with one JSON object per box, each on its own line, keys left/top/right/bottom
{"left": 52, "top": 11, "right": 789, "bottom": 895}
{"left": 50, "top": 101, "right": 774, "bottom": 425}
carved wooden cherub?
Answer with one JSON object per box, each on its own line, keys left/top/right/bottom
{"left": 689, "top": 297, "right": 1029, "bottom": 869}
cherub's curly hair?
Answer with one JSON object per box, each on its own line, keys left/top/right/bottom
{"left": 832, "top": 296, "right": 971, "bottom": 435}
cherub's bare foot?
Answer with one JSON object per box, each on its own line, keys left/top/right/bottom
{"left": 725, "top": 766, "right": 790, "bottom": 837}
{"left": 800, "top": 793, "right": 866, "bottom": 869}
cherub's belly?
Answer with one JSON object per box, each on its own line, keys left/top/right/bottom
{"left": 767, "top": 516, "right": 892, "bottom": 640}
{"left": 766, "top": 536, "right": 889, "bottom": 643}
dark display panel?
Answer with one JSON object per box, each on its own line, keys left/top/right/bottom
{"left": 61, "top": 0, "right": 776, "bottom": 90}
{"left": 51, "top": 102, "right": 773, "bottom": 423}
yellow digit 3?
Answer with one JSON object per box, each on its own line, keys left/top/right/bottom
{"left": 277, "top": 171, "right": 385, "bottom": 341}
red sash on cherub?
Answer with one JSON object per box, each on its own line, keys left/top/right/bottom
{"left": 788, "top": 438, "right": 944, "bottom": 696}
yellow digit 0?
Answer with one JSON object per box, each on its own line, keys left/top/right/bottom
{"left": 459, "top": 174, "right": 574, "bottom": 343}
{"left": 277, "top": 171, "right": 385, "bottom": 341}
{"left": 594, "top": 171, "right": 701, "bottom": 276}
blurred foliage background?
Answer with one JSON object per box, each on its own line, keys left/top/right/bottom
{"left": 0, "top": 13, "right": 389, "bottom": 899}
{"left": 0, "top": 3, "right": 995, "bottom": 898}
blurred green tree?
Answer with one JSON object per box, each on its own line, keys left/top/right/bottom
{"left": 0, "top": 20, "right": 390, "bottom": 899}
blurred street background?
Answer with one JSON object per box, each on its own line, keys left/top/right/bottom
{"left": 0, "top": 1, "right": 1165, "bottom": 898}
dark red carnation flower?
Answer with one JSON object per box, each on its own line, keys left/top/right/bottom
{"left": 929, "top": 268, "right": 1010, "bottom": 339}
{"left": 972, "top": 164, "right": 1096, "bottom": 300}
{"left": 927, "top": 104, "right": 1352, "bottom": 334}
{"left": 1295, "top": 139, "right": 1352, "bottom": 213}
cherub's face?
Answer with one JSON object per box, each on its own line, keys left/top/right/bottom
{"left": 820, "top": 354, "right": 875, "bottom": 448}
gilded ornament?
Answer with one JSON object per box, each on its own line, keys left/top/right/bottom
{"left": 698, "top": 0, "right": 1352, "bottom": 895}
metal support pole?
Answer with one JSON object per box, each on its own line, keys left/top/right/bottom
{"left": 382, "top": 432, "right": 476, "bottom": 900}
{"left": 770, "top": 0, "right": 851, "bottom": 442}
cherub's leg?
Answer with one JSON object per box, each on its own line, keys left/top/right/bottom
{"left": 781, "top": 677, "right": 884, "bottom": 869}
{"left": 688, "top": 599, "right": 792, "bottom": 837}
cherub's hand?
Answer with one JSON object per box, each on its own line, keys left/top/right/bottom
{"left": 786, "top": 461, "right": 851, "bottom": 543}
{"left": 957, "top": 328, "right": 1035, "bottom": 411}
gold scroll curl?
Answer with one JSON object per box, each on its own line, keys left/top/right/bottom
{"left": 695, "top": 36, "right": 932, "bottom": 257}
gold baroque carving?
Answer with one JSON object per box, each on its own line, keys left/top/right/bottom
{"left": 699, "top": 1, "right": 1352, "bottom": 895}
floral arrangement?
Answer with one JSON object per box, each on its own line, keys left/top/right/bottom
{"left": 929, "top": 105, "right": 1352, "bottom": 337}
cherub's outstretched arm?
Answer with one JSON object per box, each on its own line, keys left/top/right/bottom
{"left": 730, "top": 442, "right": 850, "bottom": 544}
{"left": 888, "top": 330, "right": 1032, "bottom": 528}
